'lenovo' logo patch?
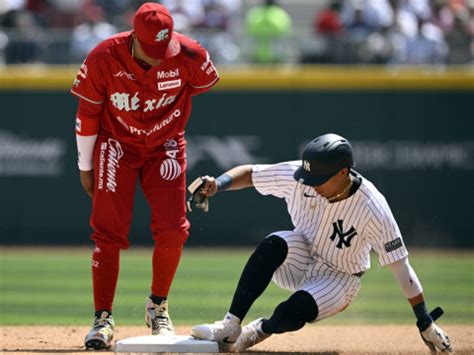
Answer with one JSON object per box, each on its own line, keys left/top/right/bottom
{"left": 158, "top": 79, "right": 182, "bottom": 91}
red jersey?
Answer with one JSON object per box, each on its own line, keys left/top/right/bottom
{"left": 71, "top": 31, "right": 219, "bottom": 148}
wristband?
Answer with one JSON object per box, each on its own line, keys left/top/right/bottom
{"left": 216, "top": 174, "right": 232, "bottom": 191}
{"left": 413, "top": 301, "right": 433, "bottom": 331}
{"left": 77, "top": 134, "right": 97, "bottom": 171}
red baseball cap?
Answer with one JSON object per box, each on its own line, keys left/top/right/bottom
{"left": 133, "top": 3, "right": 180, "bottom": 59}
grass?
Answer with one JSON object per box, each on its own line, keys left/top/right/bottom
{"left": 0, "top": 247, "right": 472, "bottom": 325}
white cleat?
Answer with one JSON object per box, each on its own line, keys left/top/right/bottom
{"left": 232, "top": 318, "right": 271, "bottom": 352}
{"left": 145, "top": 298, "right": 175, "bottom": 336}
{"left": 192, "top": 313, "right": 242, "bottom": 352}
{"left": 84, "top": 311, "right": 115, "bottom": 350}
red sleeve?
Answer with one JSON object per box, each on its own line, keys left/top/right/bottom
{"left": 181, "top": 38, "right": 220, "bottom": 96}
{"left": 75, "top": 98, "right": 102, "bottom": 136}
{"left": 71, "top": 53, "right": 106, "bottom": 104}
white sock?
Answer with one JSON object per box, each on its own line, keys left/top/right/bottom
{"left": 224, "top": 312, "right": 241, "bottom": 324}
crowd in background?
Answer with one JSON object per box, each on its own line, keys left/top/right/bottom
{"left": 0, "top": 0, "right": 473, "bottom": 65}
{"left": 307, "top": 0, "right": 474, "bottom": 64}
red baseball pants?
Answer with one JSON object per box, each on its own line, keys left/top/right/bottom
{"left": 89, "top": 135, "right": 189, "bottom": 312}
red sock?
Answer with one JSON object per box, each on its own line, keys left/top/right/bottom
{"left": 151, "top": 242, "right": 183, "bottom": 297}
{"left": 92, "top": 245, "right": 120, "bottom": 312}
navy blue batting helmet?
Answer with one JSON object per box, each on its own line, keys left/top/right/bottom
{"left": 293, "top": 133, "right": 355, "bottom": 186}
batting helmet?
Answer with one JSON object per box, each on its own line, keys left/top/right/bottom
{"left": 293, "top": 133, "right": 355, "bottom": 186}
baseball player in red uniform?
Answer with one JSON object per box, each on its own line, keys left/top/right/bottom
{"left": 71, "top": 3, "right": 219, "bottom": 350}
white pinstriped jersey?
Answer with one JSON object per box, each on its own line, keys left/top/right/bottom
{"left": 252, "top": 161, "right": 408, "bottom": 275}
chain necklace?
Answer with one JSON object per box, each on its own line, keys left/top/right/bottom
{"left": 327, "top": 177, "right": 353, "bottom": 203}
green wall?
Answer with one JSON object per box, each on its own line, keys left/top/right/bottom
{"left": 1, "top": 70, "right": 473, "bottom": 248}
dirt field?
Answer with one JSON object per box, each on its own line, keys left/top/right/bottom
{"left": 1, "top": 325, "right": 472, "bottom": 354}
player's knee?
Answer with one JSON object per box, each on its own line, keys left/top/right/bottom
{"left": 94, "top": 242, "right": 123, "bottom": 253}
{"left": 153, "top": 228, "right": 189, "bottom": 248}
{"left": 254, "top": 235, "right": 288, "bottom": 268}
{"left": 263, "top": 291, "right": 319, "bottom": 334}
{"left": 289, "top": 290, "right": 319, "bottom": 322}
{"left": 92, "top": 233, "right": 128, "bottom": 249}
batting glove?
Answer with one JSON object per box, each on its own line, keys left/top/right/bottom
{"left": 187, "top": 177, "right": 209, "bottom": 212}
{"left": 420, "top": 322, "right": 452, "bottom": 353}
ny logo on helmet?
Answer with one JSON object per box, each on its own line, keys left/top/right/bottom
{"left": 303, "top": 160, "right": 311, "bottom": 172}
{"left": 156, "top": 29, "right": 169, "bottom": 42}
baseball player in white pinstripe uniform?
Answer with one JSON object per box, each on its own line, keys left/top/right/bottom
{"left": 187, "top": 133, "right": 452, "bottom": 353}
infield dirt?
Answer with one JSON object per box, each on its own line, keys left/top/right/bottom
{"left": 1, "top": 325, "right": 472, "bottom": 354}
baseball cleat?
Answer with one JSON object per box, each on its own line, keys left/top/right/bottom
{"left": 145, "top": 298, "right": 175, "bottom": 336}
{"left": 191, "top": 313, "right": 241, "bottom": 352}
{"left": 232, "top": 318, "right": 271, "bottom": 352}
{"left": 84, "top": 311, "right": 115, "bottom": 350}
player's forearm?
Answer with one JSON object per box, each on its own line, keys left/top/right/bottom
{"left": 217, "top": 165, "right": 254, "bottom": 191}
{"left": 388, "top": 257, "right": 423, "bottom": 299}
{"left": 76, "top": 134, "right": 97, "bottom": 171}
{"left": 75, "top": 100, "right": 101, "bottom": 171}
{"left": 388, "top": 257, "right": 434, "bottom": 327}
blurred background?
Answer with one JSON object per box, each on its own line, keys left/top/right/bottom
{"left": 0, "top": 0, "right": 473, "bottom": 249}
{"left": 0, "top": 0, "right": 474, "bottom": 65}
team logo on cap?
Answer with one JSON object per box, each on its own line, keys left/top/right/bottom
{"left": 303, "top": 160, "right": 311, "bottom": 172}
{"left": 156, "top": 29, "right": 169, "bottom": 42}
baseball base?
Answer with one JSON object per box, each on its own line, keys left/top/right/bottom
{"left": 115, "top": 335, "right": 219, "bottom": 353}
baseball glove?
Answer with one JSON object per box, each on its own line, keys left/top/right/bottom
{"left": 418, "top": 307, "right": 453, "bottom": 353}
{"left": 187, "top": 176, "right": 209, "bottom": 212}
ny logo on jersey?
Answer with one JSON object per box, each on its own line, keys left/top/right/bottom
{"left": 156, "top": 29, "right": 169, "bottom": 42}
{"left": 329, "top": 219, "right": 358, "bottom": 249}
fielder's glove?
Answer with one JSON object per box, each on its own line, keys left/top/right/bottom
{"left": 187, "top": 177, "right": 209, "bottom": 212}
{"left": 418, "top": 307, "right": 453, "bottom": 353}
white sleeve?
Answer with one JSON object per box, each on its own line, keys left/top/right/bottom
{"left": 387, "top": 257, "right": 423, "bottom": 299}
{"left": 251, "top": 161, "right": 298, "bottom": 199}
{"left": 76, "top": 134, "right": 97, "bottom": 171}
{"left": 365, "top": 197, "right": 408, "bottom": 266}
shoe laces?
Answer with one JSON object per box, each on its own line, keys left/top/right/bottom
{"left": 248, "top": 328, "right": 259, "bottom": 344}
{"left": 93, "top": 312, "right": 112, "bottom": 329}
{"left": 248, "top": 321, "right": 265, "bottom": 345}
{"left": 150, "top": 301, "right": 172, "bottom": 330}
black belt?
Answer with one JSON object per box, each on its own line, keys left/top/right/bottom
{"left": 352, "top": 271, "right": 365, "bottom": 278}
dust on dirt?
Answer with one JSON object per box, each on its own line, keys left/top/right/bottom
{"left": 1, "top": 325, "right": 472, "bottom": 354}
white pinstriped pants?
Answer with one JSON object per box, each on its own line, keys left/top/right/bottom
{"left": 270, "top": 231, "right": 361, "bottom": 322}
